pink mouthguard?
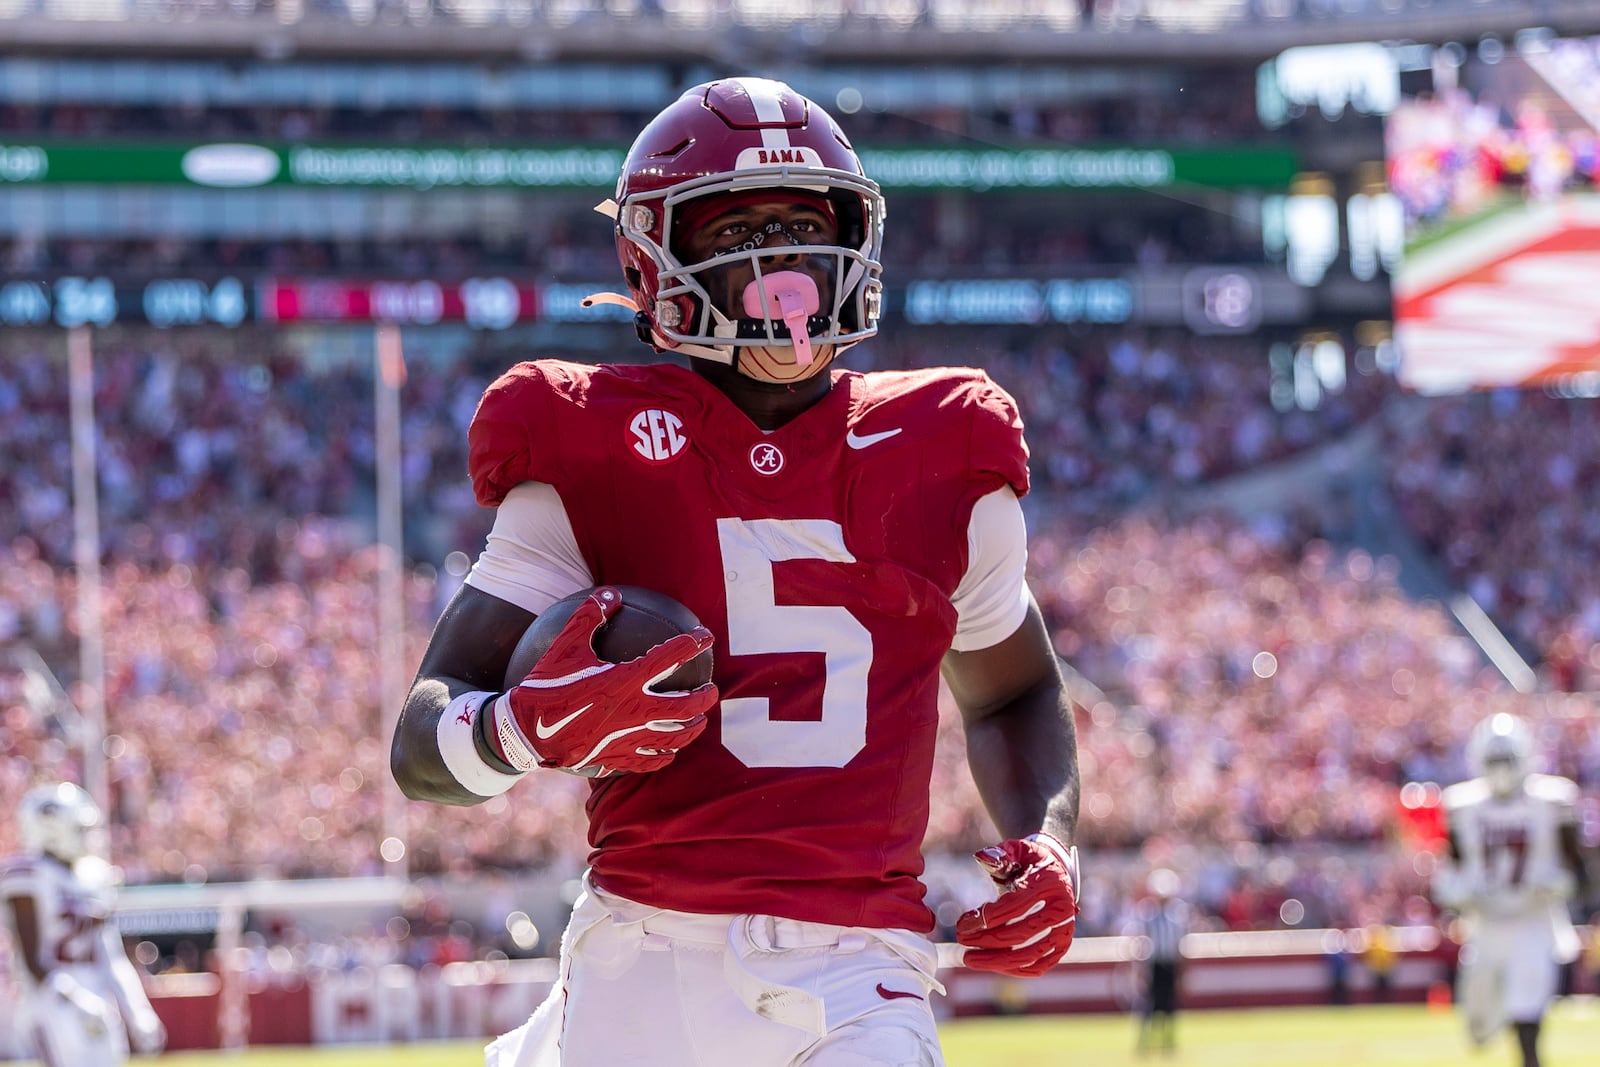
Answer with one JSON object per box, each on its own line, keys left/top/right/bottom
{"left": 742, "top": 271, "right": 821, "bottom": 366}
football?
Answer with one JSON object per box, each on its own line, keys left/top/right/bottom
{"left": 501, "top": 585, "right": 714, "bottom": 693}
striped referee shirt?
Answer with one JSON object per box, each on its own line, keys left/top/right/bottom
{"left": 1143, "top": 901, "right": 1186, "bottom": 962}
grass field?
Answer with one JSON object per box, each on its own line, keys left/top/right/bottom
{"left": 135, "top": 999, "right": 1600, "bottom": 1066}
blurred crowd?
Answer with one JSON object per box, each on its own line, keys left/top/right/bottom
{"left": 0, "top": 196, "right": 1263, "bottom": 286}
{"left": 0, "top": 336, "right": 491, "bottom": 580}
{"left": 0, "top": 72, "right": 1272, "bottom": 281}
{"left": 0, "top": 328, "right": 1378, "bottom": 579}
{"left": 1, "top": 0, "right": 1595, "bottom": 999}
{"left": 4, "top": 329, "right": 1598, "bottom": 952}
{"left": 1387, "top": 389, "right": 1600, "bottom": 693}
{"left": 0, "top": 84, "right": 1266, "bottom": 148}
{"left": 955, "top": 327, "right": 1384, "bottom": 501}
{"left": 4, "top": 504, "right": 1556, "bottom": 940}
{"left": 0, "top": 0, "right": 1557, "bottom": 33}
{"left": 1387, "top": 84, "right": 1600, "bottom": 232}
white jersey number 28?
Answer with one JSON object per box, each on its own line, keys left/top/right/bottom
{"left": 716, "top": 517, "right": 872, "bottom": 768}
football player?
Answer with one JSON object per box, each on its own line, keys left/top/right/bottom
{"left": 1432, "top": 713, "right": 1592, "bottom": 1067}
{"left": 1128, "top": 867, "right": 1187, "bottom": 1055}
{"left": 1, "top": 782, "right": 166, "bottom": 1065}
{"left": 393, "top": 76, "right": 1082, "bottom": 1066}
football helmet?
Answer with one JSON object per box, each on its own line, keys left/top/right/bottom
{"left": 597, "top": 77, "right": 885, "bottom": 372}
{"left": 1466, "top": 712, "right": 1533, "bottom": 797}
{"left": 19, "top": 782, "right": 102, "bottom": 863}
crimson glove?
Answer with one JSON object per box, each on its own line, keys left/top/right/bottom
{"left": 490, "top": 587, "right": 718, "bottom": 777}
{"left": 955, "top": 832, "right": 1079, "bottom": 977}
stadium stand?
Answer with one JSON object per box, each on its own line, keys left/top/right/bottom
{"left": 1386, "top": 390, "right": 1600, "bottom": 690}
{"left": 2, "top": 7, "right": 1599, "bottom": 1052}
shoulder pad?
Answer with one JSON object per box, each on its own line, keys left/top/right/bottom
{"left": 959, "top": 369, "right": 1030, "bottom": 498}
{"left": 856, "top": 367, "right": 1029, "bottom": 496}
{"left": 1441, "top": 777, "right": 1491, "bottom": 812}
{"left": 468, "top": 360, "right": 586, "bottom": 508}
{"left": 0, "top": 856, "right": 41, "bottom": 895}
{"left": 1525, "top": 774, "right": 1579, "bottom": 805}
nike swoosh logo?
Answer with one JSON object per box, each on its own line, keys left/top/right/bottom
{"left": 535, "top": 703, "right": 594, "bottom": 740}
{"left": 846, "top": 427, "right": 903, "bottom": 449}
{"left": 875, "top": 983, "right": 924, "bottom": 1001}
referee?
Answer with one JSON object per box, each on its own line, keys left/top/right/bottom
{"left": 1132, "top": 868, "right": 1188, "bottom": 1055}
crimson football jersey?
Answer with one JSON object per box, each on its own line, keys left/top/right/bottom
{"left": 469, "top": 360, "right": 1029, "bottom": 931}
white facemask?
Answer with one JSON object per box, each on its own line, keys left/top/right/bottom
{"left": 1486, "top": 760, "right": 1524, "bottom": 797}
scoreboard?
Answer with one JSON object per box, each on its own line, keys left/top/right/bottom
{"left": 0, "top": 276, "right": 556, "bottom": 330}
{"left": 0, "top": 268, "right": 1312, "bottom": 333}
{"left": 257, "top": 277, "right": 542, "bottom": 330}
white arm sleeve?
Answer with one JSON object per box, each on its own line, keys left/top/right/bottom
{"left": 463, "top": 481, "right": 595, "bottom": 615}
{"left": 950, "top": 487, "right": 1032, "bottom": 652}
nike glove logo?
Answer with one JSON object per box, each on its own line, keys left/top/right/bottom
{"left": 535, "top": 703, "right": 594, "bottom": 739}
{"left": 846, "top": 427, "right": 903, "bottom": 449}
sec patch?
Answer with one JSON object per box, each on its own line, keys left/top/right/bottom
{"left": 629, "top": 407, "right": 689, "bottom": 464}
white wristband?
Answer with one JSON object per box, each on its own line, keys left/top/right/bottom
{"left": 436, "top": 691, "right": 524, "bottom": 797}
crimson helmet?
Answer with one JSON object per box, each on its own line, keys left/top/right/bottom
{"left": 600, "top": 77, "right": 885, "bottom": 366}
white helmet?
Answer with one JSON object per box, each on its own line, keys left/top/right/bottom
{"left": 18, "top": 782, "right": 102, "bottom": 863}
{"left": 1466, "top": 713, "right": 1533, "bottom": 797}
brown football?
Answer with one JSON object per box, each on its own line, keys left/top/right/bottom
{"left": 501, "top": 585, "right": 714, "bottom": 693}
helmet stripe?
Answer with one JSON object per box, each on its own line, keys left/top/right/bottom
{"left": 747, "top": 79, "right": 794, "bottom": 153}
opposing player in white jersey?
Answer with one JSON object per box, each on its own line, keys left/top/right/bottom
{"left": 1432, "top": 714, "right": 1592, "bottom": 1067}
{"left": 0, "top": 783, "right": 166, "bottom": 1066}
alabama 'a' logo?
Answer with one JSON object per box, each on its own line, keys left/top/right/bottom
{"left": 629, "top": 408, "right": 689, "bottom": 464}
{"left": 749, "top": 442, "right": 785, "bottom": 476}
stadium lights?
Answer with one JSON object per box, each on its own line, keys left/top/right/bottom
{"left": 1346, "top": 163, "right": 1403, "bottom": 283}
{"left": 1281, "top": 173, "right": 1340, "bottom": 288}
{"left": 1257, "top": 42, "right": 1399, "bottom": 129}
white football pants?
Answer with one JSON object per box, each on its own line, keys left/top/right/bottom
{"left": 1456, "top": 918, "right": 1563, "bottom": 1045}
{"left": 488, "top": 877, "right": 945, "bottom": 1067}
{"left": 24, "top": 985, "right": 129, "bottom": 1067}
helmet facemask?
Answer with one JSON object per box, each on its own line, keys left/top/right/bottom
{"left": 1483, "top": 756, "right": 1525, "bottom": 798}
{"left": 599, "top": 78, "right": 887, "bottom": 379}
{"left": 614, "top": 173, "right": 884, "bottom": 378}
{"left": 1467, "top": 712, "right": 1533, "bottom": 798}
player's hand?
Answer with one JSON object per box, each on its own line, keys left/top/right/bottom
{"left": 1431, "top": 866, "right": 1482, "bottom": 912}
{"left": 1530, "top": 869, "right": 1576, "bottom": 904}
{"left": 47, "top": 972, "right": 113, "bottom": 1037}
{"left": 129, "top": 1011, "right": 167, "bottom": 1055}
{"left": 955, "top": 832, "right": 1079, "bottom": 978}
{"left": 490, "top": 587, "right": 718, "bottom": 777}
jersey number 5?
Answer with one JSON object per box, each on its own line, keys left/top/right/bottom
{"left": 716, "top": 517, "right": 871, "bottom": 768}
